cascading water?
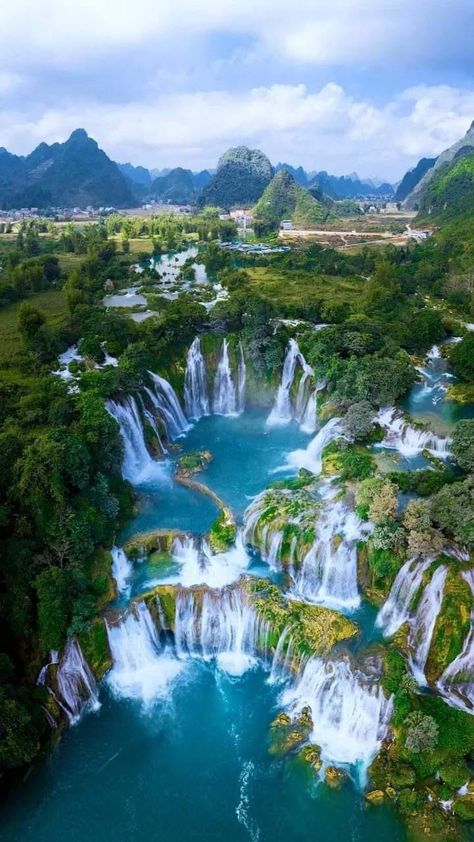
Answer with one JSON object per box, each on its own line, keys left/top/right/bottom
{"left": 267, "top": 339, "right": 312, "bottom": 427}
{"left": 106, "top": 396, "right": 164, "bottom": 484}
{"left": 291, "top": 490, "right": 368, "bottom": 610}
{"left": 237, "top": 341, "right": 246, "bottom": 414}
{"left": 287, "top": 417, "right": 344, "bottom": 474}
{"left": 106, "top": 601, "right": 183, "bottom": 704}
{"left": 56, "top": 638, "right": 100, "bottom": 723}
{"left": 376, "top": 407, "right": 451, "bottom": 459}
{"left": 146, "top": 371, "right": 190, "bottom": 439}
{"left": 111, "top": 546, "right": 133, "bottom": 594}
{"left": 437, "top": 570, "right": 474, "bottom": 713}
{"left": 173, "top": 587, "right": 266, "bottom": 676}
{"left": 171, "top": 532, "right": 250, "bottom": 588}
{"left": 408, "top": 565, "right": 447, "bottom": 686}
{"left": 377, "top": 556, "right": 435, "bottom": 637}
{"left": 184, "top": 337, "right": 210, "bottom": 420}
{"left": 213, "top": 338, "right": 237, "bottom": 416}
{"left": 280, "top": 656, "right": 392, "bottom": 786}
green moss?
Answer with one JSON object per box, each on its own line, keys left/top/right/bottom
{"left": 77, "top": 618, "right": 111, "bottom": 680}
{"left": 439, "top": 759, "right": 470, "bottom": 788}
{"left": 83, "top": 547, "right": 116, "bottom": 610}
{"left": 208, "top": 510, "right": 237, "bottom": 552}
{"left": 249, "top": 580, "right": 358, "bottom": 661}
{"left": 176, "top": 450, "right": 212, "bottom": 476}
{"left": 454, "top": 795, "right": 474, "bottom": 820}
{"left": 426, "top": 567, "right": 473, "bottom": 683}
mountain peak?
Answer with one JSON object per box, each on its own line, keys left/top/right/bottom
{"left": 68, "top": 128, "right": 89, "bottom": 143}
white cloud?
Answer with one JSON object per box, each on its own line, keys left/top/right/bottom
{"left": 0, "top": 0, "right": 472, "bottom": 70}
{"left": 0, "top": 82, "right": 473, "bottom": 179}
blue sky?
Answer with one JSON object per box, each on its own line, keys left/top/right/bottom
{"left": 1, "top": 0, "right": 473, "bottom": 180}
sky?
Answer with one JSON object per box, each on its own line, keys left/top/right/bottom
{"left": 1, "top": 0, "right": 473, "bottom": 181}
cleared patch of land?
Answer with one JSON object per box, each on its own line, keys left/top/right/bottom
{"left": 0, "top": 287, "right": 68, "bottom": 367}
{"left": 246, "top": 267, "right": 364, "bottom": 307}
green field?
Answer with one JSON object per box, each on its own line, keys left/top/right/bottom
{"left": 0, "top": 287, "right": 68, "bottom": 367}
{"left": 246, "top": 266, "right": 365, "bottom": 307}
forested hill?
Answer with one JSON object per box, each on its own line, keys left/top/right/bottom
{"left": 253, "top": 169, "right": 332, "bottom": 230}
{"left": 404, "top": 120, "right": 474, "bottom": 209}
{"left": 0, "top": 130, "right": 134, "bottom": 210}
{"left": 199, "top": 146, "right": 274, "bottom": 208}
{"left": 417, "top": 149, "right": 474, "bottom": 221}
{"left": 394, "top": 157, "right": 437, "bottom": 202}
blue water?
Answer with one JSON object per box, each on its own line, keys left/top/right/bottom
{"left": 7, "top": 348, "right": 473, "bottom": 842}
{"left": 0, "top": 665, "right": 406, "bottom": 842}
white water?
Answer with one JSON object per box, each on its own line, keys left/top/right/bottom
{"left": 106, "top": 602, "right": 184, "bottom": 705}
{"left": 146, "top": 371, "right": 190, "bottom": 439}
{"left": 106, "top": 396, "right": 166, "bottom": 485}
{"left": 213, "top": 338, "right": 238, "bottom": 416}
{"left": 281, "top": 656, "right": 392, "bottom": 785}
{"left": 184, "top": 337, "right": 210, "bottom": 420}
{"left": 174, "top": 588, "right": 265, "bottom": 676}
{"left": 376, "top": 407, "right": 451, "bottom": 459}
{"left": 111, "top": 546, "right": 133, "bottom": 594}
{"left": 237, "top": 341, "right": 246, "bottom": 414}
{"left": 170, "top": 533, "right": 250, "bottom": 589}
{"left": 287, "top": 417, "right": 344, "bottom": 474}
{"left": 291, "top": 490, "right": 368, "bottom": 610}
{"left": 267, "top": 339, "right": 316, "bottom": 429}
{"left": 377, "top": 556, "right": 435, "bottom": 637}
{"left": 437, "top": 570, "right": 474, "bottom": 713}
{"left": 56, "top": 638, "right": 100, "bottom": 723}
{"left": 409, "top": 565, "right": 447, "bottom": 686}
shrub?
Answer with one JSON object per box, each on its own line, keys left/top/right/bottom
{"left": 405, "top": 711, "right": 439, "bottom": 753}
{"left": 344, "top": 400, "right": 375, "bottom": 441}
{"left": 451, "top": 420, "right": 474, "bottom": 472}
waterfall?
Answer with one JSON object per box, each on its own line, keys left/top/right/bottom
{"left": 237, "top": 341, "right": 246, "bottom": 414}
{"left": 290, "top": 492, "right": 367, "bottom": 610}
{"left": 56, "top": 638, "right": 100, "bottom": 723}
{"left": 184, "top": 337, "right": 210, "bottom": 420}
{"left": 287, "top": 417, "right": 344, "bottom": 474}
{"left": 280, "top": 656, "right": 392, "bottom": 786}
{"left": 437, "top": 570, "right": 474, "bottom": 713}
{"left": 111, "top": 546, "right": 133, "bottom": 594}
{"left": 106, "top": 396, "right": 164, "bottom": 485}
{"left": 267, "top": 339, "right": 307, "bottom": 426}
{"left": 408, "top": 565, "right": 447, "bottom": 686}
{"left": 146, "top": 371, "right": 190, "bottom": 439}
{"left": 213, "top": 338, "right": 238, "bottom": 416}
{"left": 173, "top": 588, "right": 266, "bottom": 676}
{"left": 171, "top": 532, "right": 249, "bottom": 589}
{"left": 376, "top": 407, "right": 451, "bottom": 459}
{"left": 106, "top": 602, "right": 183, "bottom": 704}
{"left": 376, "top": 556, "right": 435, "bottom": 637}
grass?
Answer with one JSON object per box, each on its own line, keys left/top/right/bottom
{"left": 0, "top": 287, "right": 68, "bottom": 367}
{"left": 246, "top": 266, "right": 365, "bottom": 307}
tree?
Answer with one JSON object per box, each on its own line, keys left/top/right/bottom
{"left": 344, "top": 401, "right": 375, "bottom": 440}
{"left": 451, "top": 420, "right": 474, "bottom": 472}
{"left": 403, "top": 499, "right": 444, "bottom": 555}
{"left": 356, "top": 477, "right": 398, "bottom": 523}
{"left": 432, "top": 478, "right": 474, "bottom": 548}
{"left": 450, "top": 334, "right": 474, "bottom": 381}
{"left": 17, "top": 302, "right": 45, "bottom": 346}
{"left": 404, "top": 711, "right": 439, "bottom": 753}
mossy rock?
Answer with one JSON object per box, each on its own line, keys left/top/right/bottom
{"left": 176, "top": 450, "right": 212, "bottom": 477}
{"left": 208, "top": 510, "right": 237, "bottom": 553}
{"left": 325, "top": 766, "right": 348, "bottom": 789}
{"left": 78, "top": 618, "right": 111, "bottom": 680}
{"left": 249, "top": 580, "right": 358, "bottom": 662}
{"left": 298, "top": 743, "right": 322, "bottom": 771}
{"left": 365, "top": 790, "right": 385, "bottom": 805}
{"left": 123, "top": 529, "right": 186, "bottom": 557}
{"left": 268, "top": 707, "right": 313, "bottom": 756}
{"left": 439, "top": 759, "right": 470, "bottom": 789}
{"left": 425, "top": 567, "right": 473, "bottom": 683}
{"left": 453, "top": 794, "right": 474, "bottom": 820}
